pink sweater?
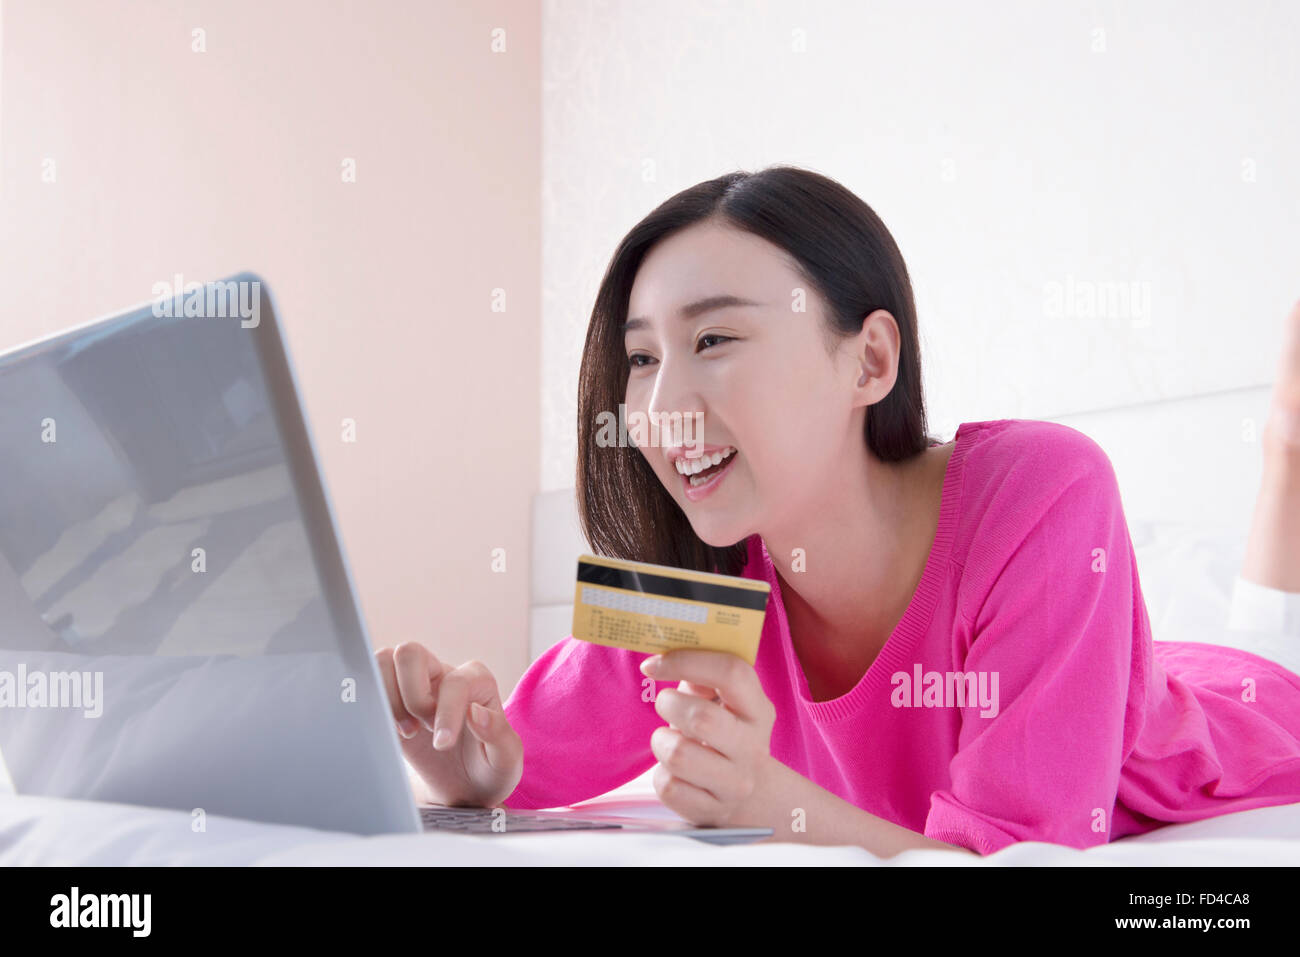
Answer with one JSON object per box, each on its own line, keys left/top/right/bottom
{"left": 502, "top": 419, "right": 1300, "bottom": 855}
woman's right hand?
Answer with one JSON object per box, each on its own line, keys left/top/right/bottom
{"left": 375, "top": 642, "right": 523, "bottom": 808}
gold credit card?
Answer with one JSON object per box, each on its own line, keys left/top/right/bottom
{"left": 571, "top": 553, "right": 772, "bottom": 666}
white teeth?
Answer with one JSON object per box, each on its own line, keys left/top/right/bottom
{"left": 676, "top": 446, "right": 736, "bottom": 476}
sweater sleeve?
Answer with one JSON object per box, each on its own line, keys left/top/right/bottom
{"left": 923, "top": 437, "right": 1146, "bottom": 855}
{"left": 499, "top": 636, "right": 666, "bottom": 809}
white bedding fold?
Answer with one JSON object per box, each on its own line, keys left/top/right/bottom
{"left": 3, "top": 792, "right": 1300, "bottom": 866}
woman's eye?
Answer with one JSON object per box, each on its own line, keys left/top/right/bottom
{"left": 627, "top": 335, "right": 732, "bottom": 370}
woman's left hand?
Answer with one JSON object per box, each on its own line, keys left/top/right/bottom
{"left": 640, "top": 649, "right": 778, "bottom": 828}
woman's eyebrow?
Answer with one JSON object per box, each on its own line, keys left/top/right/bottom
{"left": 624, "top": 294, "right": 764, "bottom": 333}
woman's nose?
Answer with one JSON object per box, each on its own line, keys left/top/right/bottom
{"left": 646, "top": 362, "right": 704, "bottom": 447}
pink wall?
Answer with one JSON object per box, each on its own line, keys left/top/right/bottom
{"left": 0, "top": 0, "right": 541, "bottom": 692}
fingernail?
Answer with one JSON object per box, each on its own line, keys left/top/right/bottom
{"left": 399, "top": 717, "right": 418, "bottom": 738}
{"left": 640, "top": 655, "right": 661, "bottom": 676}
{"left": 433, "top": 727, "right": 453, "bottom": 749}
{"left": 472, "top": 702, "right": 490, "bottom": 728}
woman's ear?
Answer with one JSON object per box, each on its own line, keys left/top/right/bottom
{"left": 852, "top": 309, "right": 900, "bottom": 396}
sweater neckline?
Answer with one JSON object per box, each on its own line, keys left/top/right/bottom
{"left": 752, "top": 423, "right": 973, "bottom": 724}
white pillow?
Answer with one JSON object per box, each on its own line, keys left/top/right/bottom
{"left": 1132, "top": 517, "right": 1300, "bottom": 676}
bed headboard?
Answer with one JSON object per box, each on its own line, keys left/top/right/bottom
{"left": 1046, "top": 384, "right": 1272, "bottom": 532}
{"left": 530, "top": 385, "right": 1276, "bottom": 663}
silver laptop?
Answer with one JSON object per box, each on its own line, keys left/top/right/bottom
{"left": 0, "top": 272, "right": 773, "bottom": 845}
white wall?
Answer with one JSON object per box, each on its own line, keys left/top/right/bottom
{"left": 540, "top": 0, "right": 1299, "bottom": 491}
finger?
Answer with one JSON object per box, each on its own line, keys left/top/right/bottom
{"left": 654, "top": 688, "right": 737, "bottom": 759}
{"left": 392, "top": 641, "right": 448, "bottom": 733}
{"left": 432, "top": 660, "right": 503, "bottom": 751}
{"left": 652, "top": 762, "right": 726, "bottom": 825}
{"left": 649, "top": 650, "right": 762, "bottom": 721}
{"left": 376, "top": 647, "right": 419, "bottom": 737}
{"left": 650, "top": 726, "right": 738, "bottom": 801}
{"left": 464, "top": 700, "right": 522, "bottom": 773}
{"left": 677, "top": 679, "right": 720, "bottom": 701}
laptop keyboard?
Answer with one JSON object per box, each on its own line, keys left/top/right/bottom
{"left": 420, "top": 805, "right": 624, "bottom": 833}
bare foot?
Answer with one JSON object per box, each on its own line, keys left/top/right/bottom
{"left": 1262, "top": 300, "right": 1300, "bottom": 459}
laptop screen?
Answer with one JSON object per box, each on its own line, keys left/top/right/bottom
{"left": 0, "top": 280, "right": 417, "bottom": 834}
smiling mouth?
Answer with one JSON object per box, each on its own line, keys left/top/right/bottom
{"left": 678, "top": 448, "right": 739, "bottom": 500}
{"left": 676, "top": 446, "right": 738, "bottom": 484}
{"left": 685, "top": 455, "right": 731, "bottom": 485}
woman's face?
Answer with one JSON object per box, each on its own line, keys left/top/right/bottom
{"left": 622, "top": 219, "right": 884, "bottom": 548}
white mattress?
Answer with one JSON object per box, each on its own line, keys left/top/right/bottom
{"left": 4, "top": 777, "right": 1300, "bottom": 867}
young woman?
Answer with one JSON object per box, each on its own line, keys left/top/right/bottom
{"left": 377, "top": 165, "right": 1300, "bottom": 857}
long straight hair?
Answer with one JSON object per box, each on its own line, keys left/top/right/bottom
{"left": 575, "top": 164, "right": 936, "bottom": 577}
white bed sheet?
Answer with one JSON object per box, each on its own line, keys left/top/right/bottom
{"left": 4, "top": 785, "right": 1300, "bottom": 866}
{"left": 4, "top": 518, "right": 1300, "bottom": 866}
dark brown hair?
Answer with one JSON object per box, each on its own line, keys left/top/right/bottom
{"left": 575, "top": 164, "right": 936, "bottom": 576}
